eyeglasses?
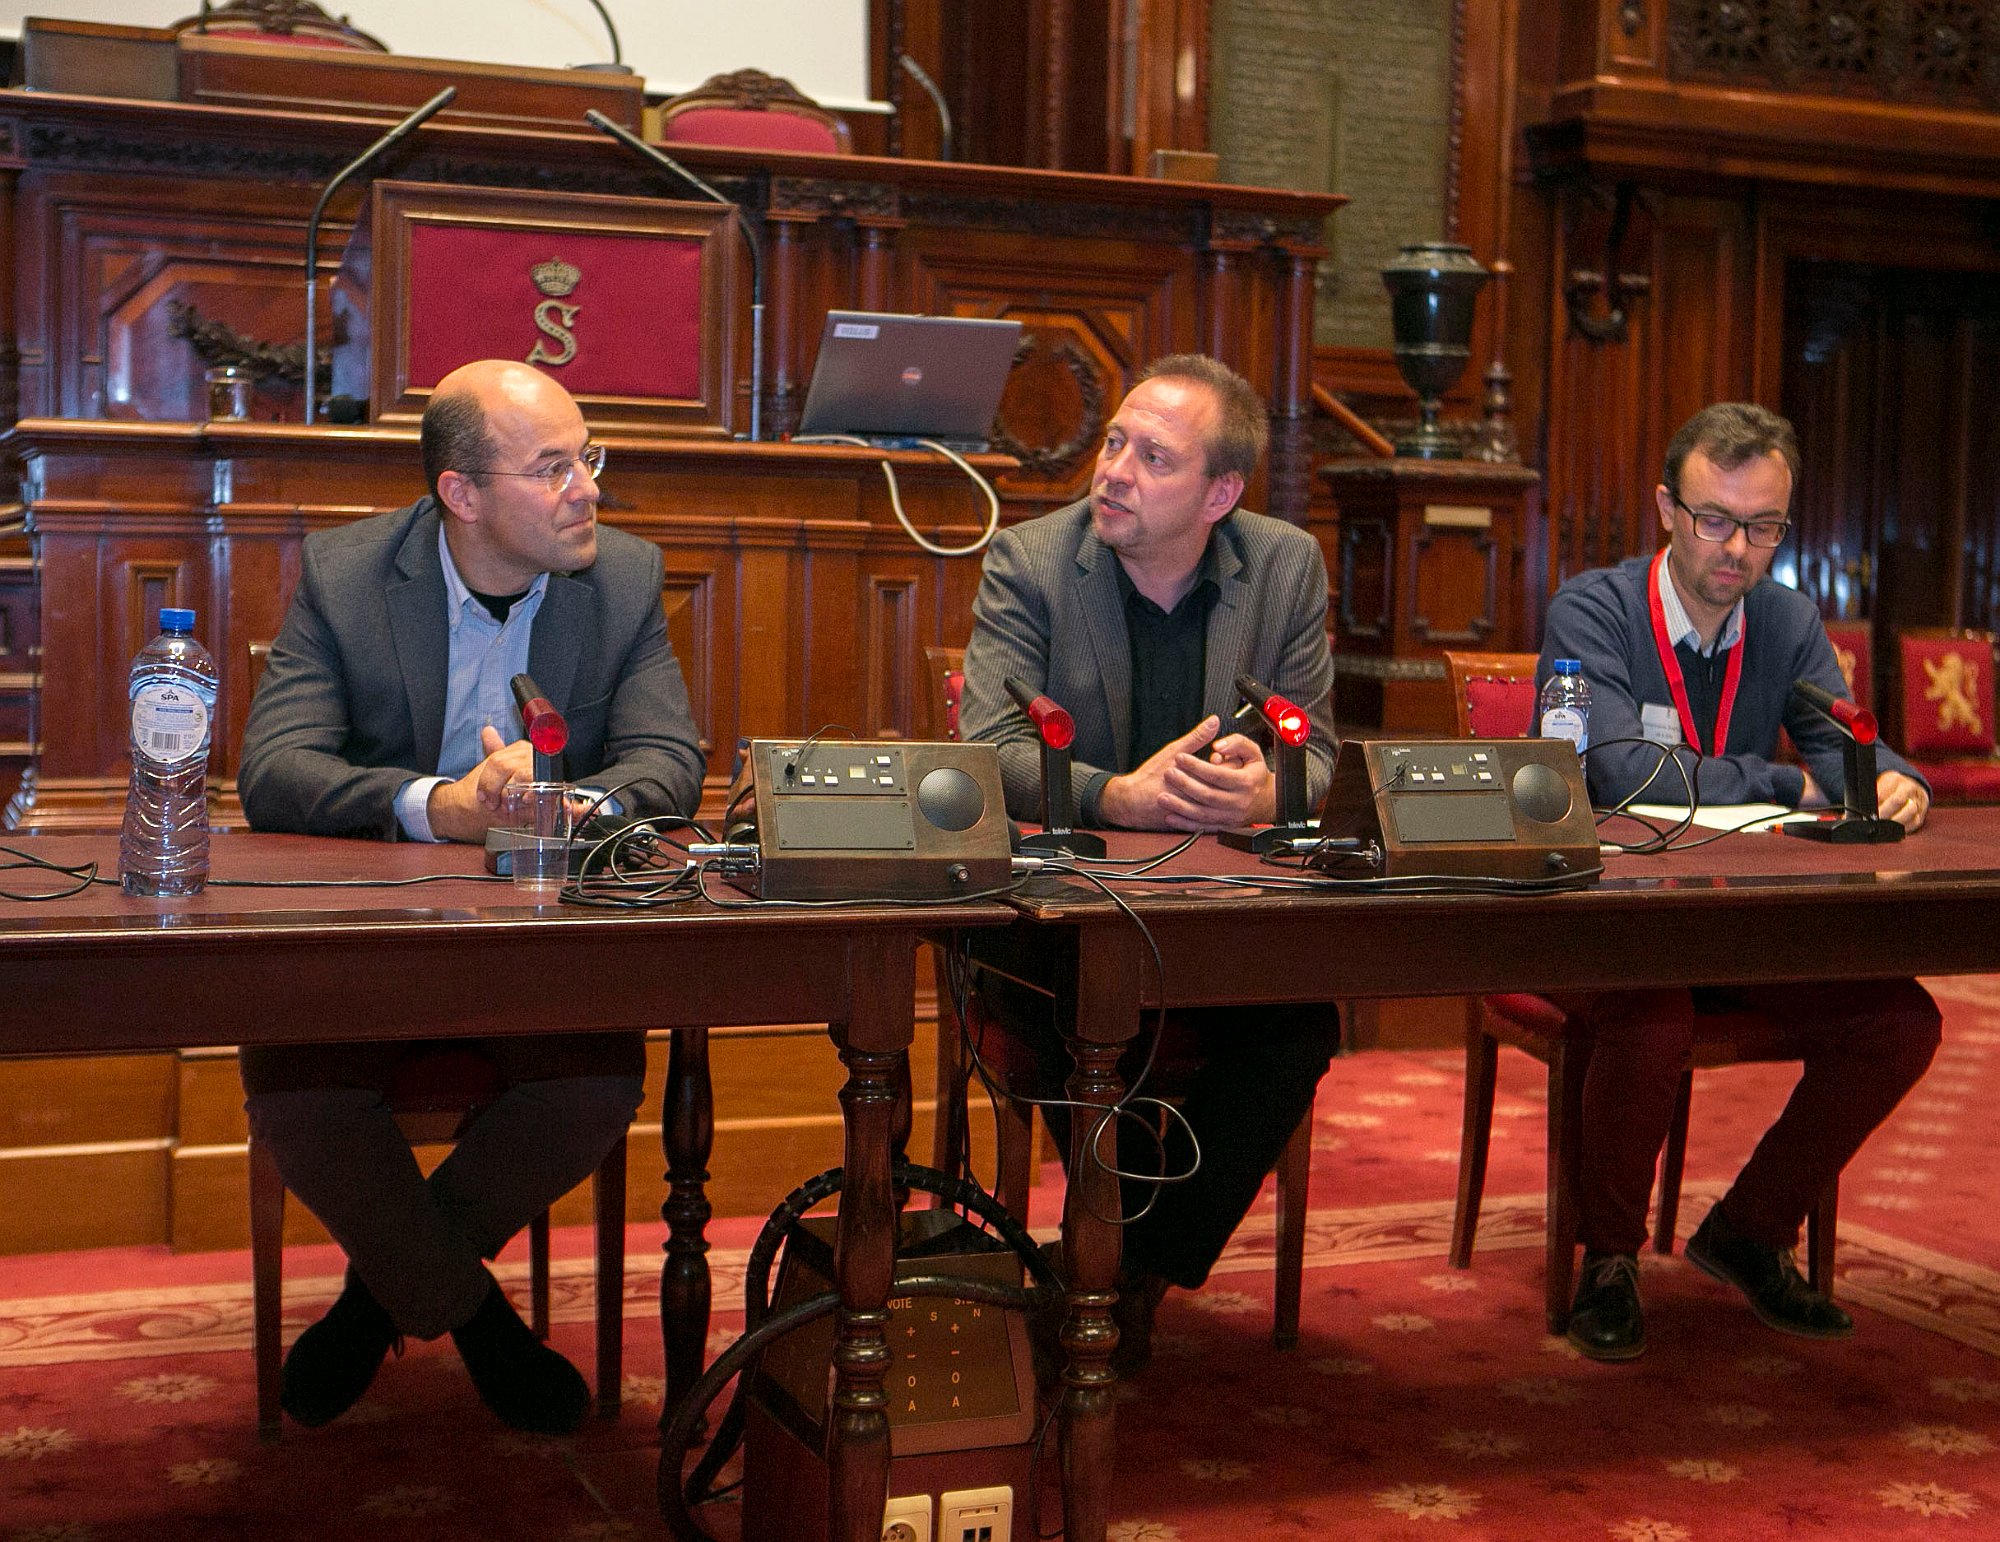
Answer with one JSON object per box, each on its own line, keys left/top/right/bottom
{"left": 1670, "top": 490, "right": 1790, "bottom": 549}
{"left": 469, "top": 443, "right": 607, "bottom": 496}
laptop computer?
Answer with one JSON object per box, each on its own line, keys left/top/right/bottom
{"left": 796, "top": 311, "right": 1023, "bottom": 452}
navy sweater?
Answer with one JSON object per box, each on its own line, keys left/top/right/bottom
{"left": 1538, "top": 555, "right": 1920, "bottom": 808}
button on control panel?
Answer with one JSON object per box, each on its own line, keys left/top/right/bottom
{"left": 770, "top": 746, "right": 905, "bottom": 796}
{"left": 1380, "top": 746, "right": 1499, "bottom": 790}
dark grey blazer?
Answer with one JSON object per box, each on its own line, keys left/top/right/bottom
{"left": 958, "top": 499, "right": 1336, "bottom": 824}
{"left": 239, "top": 497, "right": 705, "bottom": 839}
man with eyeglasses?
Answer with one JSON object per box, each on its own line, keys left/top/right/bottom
{"left": 1536, "top": 401, "right": 1939, "bottom": 1363}
{"left": 237, "top": 359, "right": 704, "bottom": 1431}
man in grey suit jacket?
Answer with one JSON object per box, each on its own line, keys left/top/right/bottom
{"left": 959, "top": 354, "right": 1340, "bottom": 1371}
{"left": 238, "top": 360, "right": 704, "bottom": 1434}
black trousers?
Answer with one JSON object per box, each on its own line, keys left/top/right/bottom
{"left": 971, "top": 965, "right": 1340, "bottom": 1289}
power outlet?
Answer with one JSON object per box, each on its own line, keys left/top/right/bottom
{"left": 940, "top": 1484, "right": 1012, "bottom": 1542}
{"left": 883, "top": 1493, "right": 933, "bottom": 1542}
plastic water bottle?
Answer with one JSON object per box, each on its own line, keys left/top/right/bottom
{"left": 1538, "top": 658, "right": 1591, "bottom": 753}
{"left": 118, "top": 607, "right": 218, "bottom": 897}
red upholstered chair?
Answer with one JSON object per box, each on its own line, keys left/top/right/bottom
{"left": 1440, "top": 652, "right": 1837, "bottom": 1330}
{"left": 171, "top": 1, "right": 388, "bottom": 50}
{"left": 652, "top": 69, "right": 852, "bottom": 155}
{"left": 924, "top": 645, "right": 1316, "bottom": 1346}
{"left": 1893, "top": 629, "right": 2000, "bottom": 802}
{"left": 1821, "top": 620, "right": 1875, "bottom": 712}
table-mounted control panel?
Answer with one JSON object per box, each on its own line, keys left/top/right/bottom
{"left": 735, "top": 739, "right": 1014, "bottom": 900}
{"left": 1314, "top": 737, "right": 1600, "bottom": 884}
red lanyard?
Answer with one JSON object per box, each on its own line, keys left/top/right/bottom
{"left": 1647, "top": 546, "right": 1744, "bottom": 757}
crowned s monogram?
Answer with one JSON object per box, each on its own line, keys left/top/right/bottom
{"left": 526, "top": 257, "right": 581, "bottom": 367}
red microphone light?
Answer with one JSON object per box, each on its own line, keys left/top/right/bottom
{"left": 520, "top": 698, "right": 569, "bottom": 756}
{"left": 1831, "top": 698, "right": 1878, "bottom": 745}
{"left": 1026, "top": 697, "right": 1076, "bottom": 751}
{"left": 1265, "top": 696, "right": 1310, "bottom": 748}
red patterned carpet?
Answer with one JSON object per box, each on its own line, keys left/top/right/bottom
{"left": 6, "top": 978, "right": 2000, "bottom": 1541}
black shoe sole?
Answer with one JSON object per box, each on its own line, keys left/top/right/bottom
{"left": 1566, "top": 1324, "right": 1646, "bottom": 1362}
{"left": 1685, "top": 1238, "right": 1855, "bottom": 1340}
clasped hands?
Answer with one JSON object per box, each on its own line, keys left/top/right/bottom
{"left": 1096, "top": 714, "right": 1277, "bottom": 832}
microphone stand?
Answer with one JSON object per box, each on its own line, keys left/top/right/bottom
{"left": 896, "top": 54, "right": 955, "bottom": 161}
{"left": 301, "top": 86, "right": 457, "bottom": 426}
{"left": 1218, "top": 674, "right": 1317, "bottom": 855}
{"left": 569, "top": 0, "right": 633, "bottom": 73}
{"left": 585, "top": 108, "right": 766, "bottom": 442}
{"left": 1004, "top": 677, "right": 1106, "bottom": 857}
{"left": 1783, "top": 681, "right": 1904, "bottom": 844}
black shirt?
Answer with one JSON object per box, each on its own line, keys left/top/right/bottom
{"left": 1115, "top": 551, "right": 1220, "bottom": 766}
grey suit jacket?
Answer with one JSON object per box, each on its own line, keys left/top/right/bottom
{"left": 959, "top": 499, "right": 1337, "bottom": 824}
{"left": 239, "top": 497, "right": 705, "bottom": 839}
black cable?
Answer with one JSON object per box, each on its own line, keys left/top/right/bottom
{"left": 948, "top": 863, "right": 1201, "bottom": 1228}
{"left": 0, "top": 844, "right": 102, "bottom": 900}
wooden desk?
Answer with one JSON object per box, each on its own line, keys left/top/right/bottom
{"left": 978, "top": 808, "right": 2000, "bottom": 1542}
{"left": 0, "top": 832, "right": 1010, "bottom": 1542}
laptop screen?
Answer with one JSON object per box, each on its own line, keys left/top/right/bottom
{"left": 797, "top": 311, "right": 1023, "bottom": 450}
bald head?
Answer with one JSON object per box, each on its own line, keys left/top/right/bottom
{"left": 421, "top": 360, "right": 578, "bottom": 501}
{"left": 423, "top": 360, "right": 600, "bottom": 593}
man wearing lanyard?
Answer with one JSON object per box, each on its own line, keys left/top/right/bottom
{"left": 1536, "top": 401, "right": 1939, "bottom": 1362}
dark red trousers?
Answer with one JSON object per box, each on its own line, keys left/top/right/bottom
{"left": 1567, "top": 979, "right": 1940, "bottom": 1255}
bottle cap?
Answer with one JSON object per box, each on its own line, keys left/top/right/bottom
{"left": 159, "top": 607, "right": 197, "bottom": 632}
{"left": 1552, "top": 658, "right": 1582, "bottom": 675}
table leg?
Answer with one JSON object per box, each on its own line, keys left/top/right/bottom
{"left": 827, "top": 932, "right": 913, "bottom": 1542}
{"left": 660, "top": 1024, "right": 714, "bottom": 1433}
{"left": 1059, "top": 924, "right": 1143, "bottom": 1542}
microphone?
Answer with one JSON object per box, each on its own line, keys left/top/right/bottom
{"left": 1219, "top": 674, "right": 1315, "bottom": 854}
{"left": 584, "top": 108, "right": 767, "bottom": 443}
{"left": 569, "top": 0, "right": 633, "bottom": 73}
{"left": 302, "top": 86, "right": 456, "bottom": 427}
{"left": 511, "top": 673, "right": 569, "bottom": 780}
{"left": 1782, "top": 676, "right": 1902, "bottom": 844}
{"left": 1793, "top": 677, "right": 1878, "bottom": 744}
{"left": 1235, "top": 674, "right": 1312, "bottom": 747}
{"left": 896, "top": 54, "right": 955, "bottom": 161}
{"left": 1003, "top": 676, "right": 1104, "bottom": 857}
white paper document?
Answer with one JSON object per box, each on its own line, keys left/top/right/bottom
{"left": 1622, "top": 802, "right": 1819, "bottom": 833}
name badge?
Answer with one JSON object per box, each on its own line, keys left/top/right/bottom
{"left": 1640, "top": 701, "right": 1682, "bottom": 747}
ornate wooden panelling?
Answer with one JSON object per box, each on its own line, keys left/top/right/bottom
{"left": 5, "top": 424, "right": 1017, "bottom": 829}
{"left": 0, "top": 87, "right": 1338, "bottom": 524}
{"left": 1666, "top": 0, "right": 2000, "bottom": 108}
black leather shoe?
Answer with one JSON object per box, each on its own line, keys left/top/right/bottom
{"left": 1686, "top": 1205, "right": 1853, "bottom": 1340}
{"left": 280, "top": 1268, "right": 402, "bottom": 1426}
{"left": 450, "top": 1277, "right": 592, "bottom": 1434}
{"left": 1566, "top": 1251, "right": 1645, "bottom": 1362}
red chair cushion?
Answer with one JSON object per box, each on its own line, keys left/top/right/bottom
{"left": 1899, "top": 635, "right": 1996, "bottom": 756}
{"left": 1482, "top": 992, "right": 1571, "bottom": 1035}
{"left": 1467, "top": 677, "right": 1537, "bottom": 739}
{"left": 1909, "top": 756, "right": 2000, "bottom": 803}
{"left": 659, "top": 107, "right": 843, "bottom": 155}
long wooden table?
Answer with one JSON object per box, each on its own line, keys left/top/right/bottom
{"left": 0, "top": 832, "right": 1011, "bottom": 1542}
{"left": 973, "top": 807, "right": 2000, "bottom": 1542}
